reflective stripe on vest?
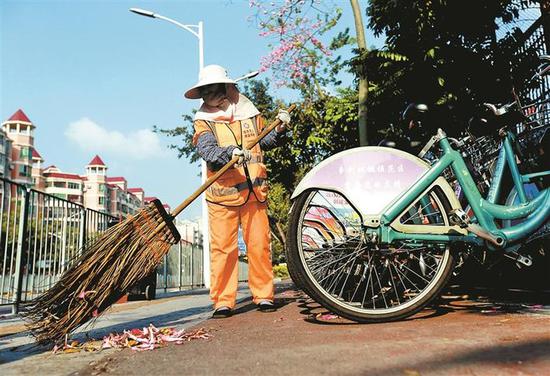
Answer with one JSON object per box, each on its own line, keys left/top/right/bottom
{"left": 207, "top": 177, "right": 267, "bottom": 198}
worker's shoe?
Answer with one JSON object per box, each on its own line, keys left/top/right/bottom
{"left": 212, "top": 306, "right": 232, "bottom": 318}
{"left": 257, "top": 300, "right": 277, "bottom": 312}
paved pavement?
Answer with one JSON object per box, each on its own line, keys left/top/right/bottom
{"left": 0, "top": 285, "right": 253, "bottom": 375}
{"left": 1, "top": 282, "right": 550, "bottom": 375}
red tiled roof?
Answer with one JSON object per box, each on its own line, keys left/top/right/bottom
{"left": 106, "top": 176, "right": 127, "bottom": 182}
{"left": 143, "top": 196, "right": 158, "bottom": 203}
{"left": 128, "top": 188, "right": 144, "bottom": 193}
{"left": 88, "top": 155, "right": 106, "bottom": 166}
{"left": 32, "top": 149, "right": 43, "bottom": 160}
{"left": 44, "top": 172, "right": 83, "bottom": 180}
{"left": 7, "top": 109, "right": 32, "bottom": 123}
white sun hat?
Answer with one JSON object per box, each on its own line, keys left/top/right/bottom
{"left": 184, "top": 64, "right": 236, "bottom": 99}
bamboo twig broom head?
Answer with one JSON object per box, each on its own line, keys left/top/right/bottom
{"left": 22, "top": 104, "right": 295, "bottom": 344}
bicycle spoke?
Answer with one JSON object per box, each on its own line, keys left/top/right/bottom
{"left": 295, "top": 188, "right": 452, "bottom": 319}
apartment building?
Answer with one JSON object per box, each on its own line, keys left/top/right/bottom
{"left": 2, "top": 110, "right": 151, "bottom": 218}
{"left": 32, "top": 149, "right": 45, "bottom": 190}
{"left": 144, "top": 196, "right": 171, "bottom": 214}
{"left": 174, "top": 218, "right": 201, "bottom": 245}
{"left": 1, "top": 109, "right": 34, "bottom": 186}
{"left": 82, "top": 155, "right": 109, "bottom": 212}
{"left": 105, "top": 176, "right": 142, "bottom": 218}
{"left": 0, "top": 127, "right": 12, "bottom": 179}
{"left": 43, "top": 165, "right": 84, "bottom": 204}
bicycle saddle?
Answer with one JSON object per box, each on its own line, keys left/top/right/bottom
{"left": 468, "top": 102, "right": 525, "bottom": 136}
{"left": 402, "top": 103, "right": 429, "bottom": 122}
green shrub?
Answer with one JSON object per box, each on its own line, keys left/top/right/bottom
{"left": 273, "top": 263, "right": 289, "bottom": 279}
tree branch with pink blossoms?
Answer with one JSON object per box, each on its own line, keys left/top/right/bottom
{"left": 249, "top": 0, "right": 350, "bottom": 93}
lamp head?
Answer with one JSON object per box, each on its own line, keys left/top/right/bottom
{"left": 129, "top": 8, "right": 156, "bottom": 18}
{"left": 235, "top": 71, "right": 260, "bottom": 82}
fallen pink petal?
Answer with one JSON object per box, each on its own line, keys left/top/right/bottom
{"left": 316, "top": 313, "right": 339, "bottom": 320}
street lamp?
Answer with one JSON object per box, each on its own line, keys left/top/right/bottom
{"left": 130, "top": 7, "right": 211, "bottom": 288}
{"left": 130, "top": 8, "right": 204, "bottom": 69}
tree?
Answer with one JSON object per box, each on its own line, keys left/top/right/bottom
{"left": 250, "top": 0, "right": 370, "bottom": 144}
{"left": 249, "top": 0, "right": 346, "bottom": 92}
{"left": 364, "top": 0, "right": 540, "bottom": 141}
{"left": 350, "top": 0, "right": 369, "bottom": 146}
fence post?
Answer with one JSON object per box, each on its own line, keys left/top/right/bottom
{"left": 13, "top": 187, "right": 30, "bottom": 314}
{"left": 178, "top": 241, "right": 182, "bottom": 290}
{"left": 163, "top": 254, "right": 168, "bottom": 293}
{"left": 78, "top": 209, "right": 86, "bottom": 253}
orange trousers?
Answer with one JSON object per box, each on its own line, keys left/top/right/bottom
{"left": 208, "top": 199, "right": 274, "bottom": 309}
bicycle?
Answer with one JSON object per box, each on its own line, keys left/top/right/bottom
{"left": 285, "top": 56, "right": 550, "bottom": 323}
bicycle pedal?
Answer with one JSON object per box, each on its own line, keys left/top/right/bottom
{"left": 504, "top": 252, "right": 533, "bottom": 268}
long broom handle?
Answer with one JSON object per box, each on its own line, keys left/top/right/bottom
{"left": 170, "top": 104, "right": 296, "bottom": 218}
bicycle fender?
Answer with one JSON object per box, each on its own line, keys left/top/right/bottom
{"left": 291, "top": 146, "right": 461, "bottom": 216}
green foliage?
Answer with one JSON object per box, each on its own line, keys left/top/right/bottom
{"left": 267, "top": 182, "right": 289, "bottom": 262}
{"left": 154, "top": 0, "right": 541, "bottom": 264}
{"left": 153, "top": 112, "right": 200, "bottom": 166}
{"left": 364, "top": 0, "right": 540, "bottom": 141}
{"left": 272, "top": 263, "right": 289, "bottom": 279}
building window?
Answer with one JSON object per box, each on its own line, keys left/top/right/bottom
{"left": 99, "top": 196, "right": 105, "bottom": 205}
{"left": 19, "top": 146, "right": 31, "bottom": 159}
{"left": 68, "top": 182, "right": 80, "bottom": 190}
{"left": 99, "top": 183, "right": 106, "bottom": 193}
{"left": 18, "top": 165, "right": 30, "bottom": 177}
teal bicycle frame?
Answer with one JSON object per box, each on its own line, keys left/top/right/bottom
{"left": 374, "top": 129, "right": 550, "bottom": 250}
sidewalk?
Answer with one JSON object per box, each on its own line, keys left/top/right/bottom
{"left": 80, "top": 284, "right": 550, "bottom": 376}
{"left": 2, "top": 282, "right": 550, "bottom": 375}
{"left": 0, "top": 284, "right": 253, "bottom": 375}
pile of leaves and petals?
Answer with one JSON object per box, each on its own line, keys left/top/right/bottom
{"left": 315, "top": 313, "right": 339, "bottom": 321}
{"left": 52, "top": 324, "right": 211, "bottom": 354}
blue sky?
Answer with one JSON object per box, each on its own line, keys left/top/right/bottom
{"left": 1, "top": 0, "right": 382, "bottom": 220}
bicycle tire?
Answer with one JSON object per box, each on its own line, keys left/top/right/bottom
{"left": 286, "top": 188, "right": 456, "bottom": 323}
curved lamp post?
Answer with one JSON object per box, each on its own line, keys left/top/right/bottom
{"left": 129, "top": 7, "right": 211, "bottom": 288}
{"left": 130, "top": 8, "right": 204, "bottom": 69}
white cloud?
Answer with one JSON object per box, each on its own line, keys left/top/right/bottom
{"left": 65, "top": 118, "right": 168, "bottom": 160}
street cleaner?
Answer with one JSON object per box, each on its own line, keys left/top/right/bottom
{"left": 185, "top": 65, "right": 290, "bottom": 318}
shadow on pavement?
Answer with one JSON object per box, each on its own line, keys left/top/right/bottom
{"left": 289, "top": 285, "right": 550, "bottom": 326}
{"left": 436, "top": 285, "right": 550, "bottom": 316}
{"left": 371, "top": 337, "right": 550, "bottom": 376}
{"left": 232, "top": 281, "right": 299, "bottom": 317}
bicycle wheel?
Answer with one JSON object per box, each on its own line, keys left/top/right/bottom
{"left": 286, "top": 188, "right": 455, "bottom": 322}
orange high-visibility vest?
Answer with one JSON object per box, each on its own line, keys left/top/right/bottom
{"left": 196, "top": 116, "right": 268, "bottom": 206}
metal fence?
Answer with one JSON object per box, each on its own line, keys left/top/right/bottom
{"left": 0, "top": 177, "right": 249, "bottom": 314}
{"left": 156, "top": 240, "right": 249, "bottom": 291}
{"left": 515, "top": 16, "right": 549, "bottom": 119}
{"left": 0, "top": 178, "right": 116, "bottom": 313}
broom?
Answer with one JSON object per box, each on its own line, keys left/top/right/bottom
{"left": 22, "top": 104, "right": 296, "bottom": 344}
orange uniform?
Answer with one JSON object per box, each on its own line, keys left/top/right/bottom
{"left": 193, "top": 115, "right": 274, "bottom": 309}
